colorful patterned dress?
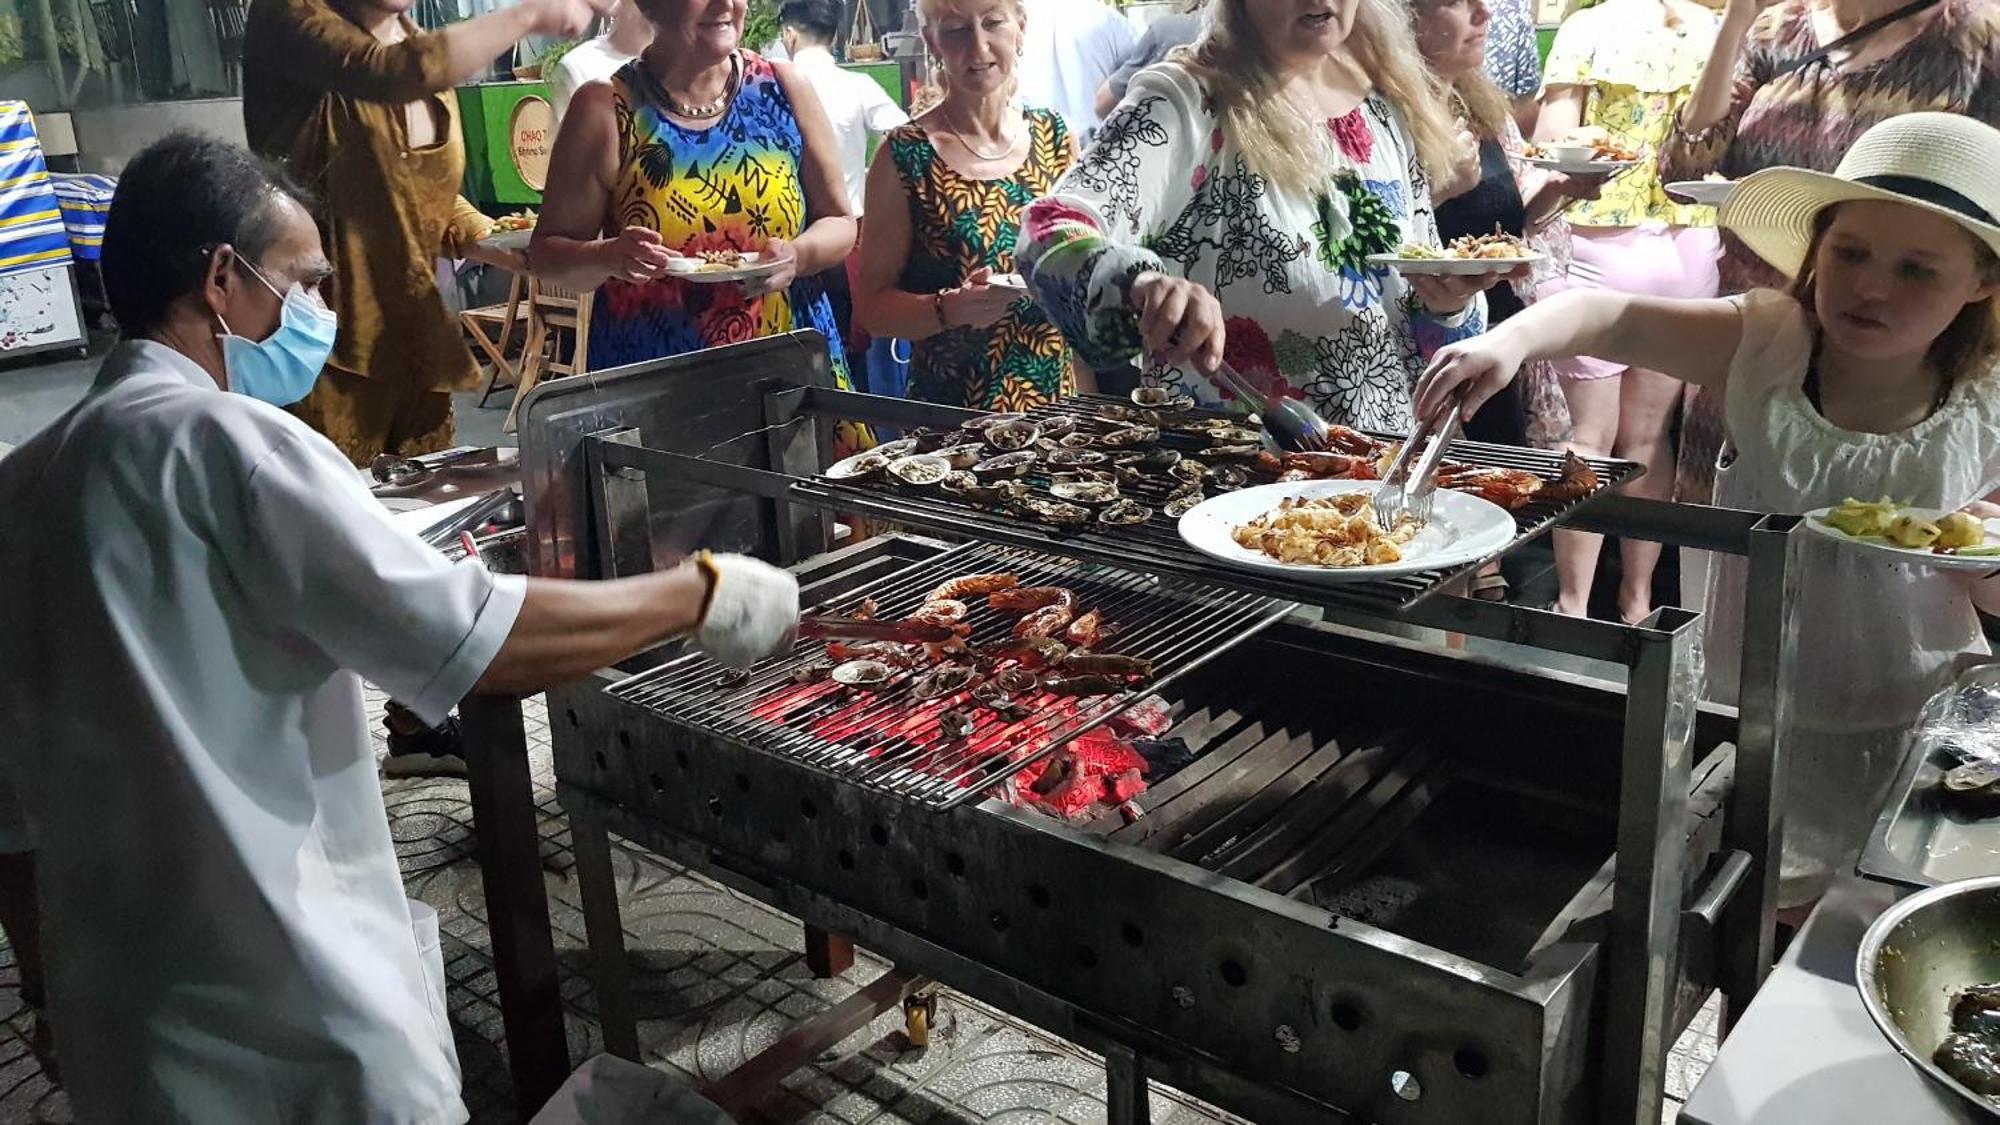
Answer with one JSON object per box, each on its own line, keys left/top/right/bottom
{"left": 888, "top": 109, "right": 1076, "bottom": 411}
{"left": 1543, "top": 0, "right": 1720, "bottom": 229}
{"left": 592, "top": 52, "right": 866, "bottom": 451}
{"left": 1017, "top": 63, "right": 1481, "bottom": 433}
{"left": 1658, "top": 0, "right": 2000, "bottom": 502}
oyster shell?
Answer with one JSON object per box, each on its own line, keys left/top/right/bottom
{"left": 911, "top": 665, "right": 983, "bottom": 701}
{"left": 1047, "top": 448, "right": 1109, "bottom": 468}
{"left": 887, "top": 454, "right": 952, "bottom": 487}
{"left": 1038, "top": 415, "right": 1080, "bottom": 440}
{"left": 1098, "top": 499, "right": 1154, "bottom": 526}
{"left": 1168, "top": 458, "right": 1208, "bottom": 485}
{"left": 1049, "top": 475, "right": 1120, "bottom": 505}
{"left": 1098, "top": 424, "right": 1161, "bottom": 448}
{"left": 1013, "top": 496, "right": 1092, "bottom": 530}
{"left": 715, "top": 667, "right": 752, "bottom": 689}
{"left": 972, "top": 451, "right": 1038, "bottom": 480}
{"left": 982, "top": 418, "right": 1042, "bottom": 452}
{"left": 994, "top": 668, "right": 1040, "bottom": 694}
{"left": 1131, "top": 386, "right": 1196, "bottom": 411}
{"left": 1205, "top": 444, "right": 1265, "bottom": 462}
{"left": 1206, "top": 464, "right": 1250, "bottom": 489}
{"left": 831, "top": 659, "right": 892, "bottom": 687}
{"left": 1057, "top": 432, "right": 1097, "bottom": 450}
{"left": 1163, "top": 487, "right": 1205, "bottom": 518}
{"left": 937, "top": 708, "right": 976, "bottom": 739}
{"left": 934, "top": 444, "right": 985, "bottom": 470}
{"left": 824, "top": 449, "right": 891, "bottom": 481}
{"left": 961, "top": 413, "right": 1027, "bottom": 435}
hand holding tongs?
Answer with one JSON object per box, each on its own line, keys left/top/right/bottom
{"left": 1205, "top": 360, "right": 1333, "bottom": 453}
{"left": 1373, "top": 388, "right": 1466, "bottom": 531}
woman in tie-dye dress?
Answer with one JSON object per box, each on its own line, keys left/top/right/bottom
{"left": 532, "top": 3, "right": 867, "bottom": 453}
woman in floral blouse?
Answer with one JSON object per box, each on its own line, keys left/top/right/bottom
{"left": 1018, "top": 0, "right": 1515, "bottom": 434}
{"left": 1535, "top": 0, "right": 1722, "bottom": 623}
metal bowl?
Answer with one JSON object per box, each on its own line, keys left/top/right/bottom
{"left": 1857, "top": 875, "right": 2000, "bottom": 1119}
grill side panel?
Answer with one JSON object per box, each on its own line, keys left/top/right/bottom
{"left": 551, "top": 680, "right": 1598, "bottom": 1125}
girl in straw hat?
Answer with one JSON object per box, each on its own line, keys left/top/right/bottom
{"left": 1415, "top": 110, "right": 2000, "bottom": 906}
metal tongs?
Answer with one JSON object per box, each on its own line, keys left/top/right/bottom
{"left": 1205, "top": 360, "right": 1334, "bottom": 452}
{"left": 1373, "top": 388, "right": 1466, "bottom": 531}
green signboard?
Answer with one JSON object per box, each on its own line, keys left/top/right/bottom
{"left": 458, "top": 79, "right": 553, "bottom": 208}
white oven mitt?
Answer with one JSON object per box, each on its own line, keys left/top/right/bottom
{"left": 694, "top": 552, "right": 799, "bottom": 667}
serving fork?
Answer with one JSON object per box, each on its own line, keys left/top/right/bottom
{"left": 1373, "top": 389, "right": 1465, "bottom": 531}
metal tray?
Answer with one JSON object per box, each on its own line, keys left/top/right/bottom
{"left": 1859, "top": 730, "right": 2000, "bottom": 891}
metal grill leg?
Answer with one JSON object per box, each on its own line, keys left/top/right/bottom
{"left": 571, "top": 807, "right": 640, "bottom": 1061}
{"left": 1598, "top": 623, "right": 1698, "bottom": 1124}
{"left": 1106, "top": 1043, "right": 1151, "bottom": 1125}
{"left": 804, "top": 925, "right": 855, "bottom": 978}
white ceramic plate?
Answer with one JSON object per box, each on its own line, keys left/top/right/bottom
{"left": 1523, "top": 156, "right": 1641, "bottom": 176}
{"left": 664, "top": 253, "right": 785, "bottom": 284}
{"left": 1665, "top": 180, "right": 1735, "bottom": 206}
{"left": 1177, "top": 480, "right": 1517, "bottom": 583}
{"left": 1804, "top": 507, "right": 2000, "bottom": 571}
{"left": 1367, "top": 252, "right": 1543, "bottom": 276}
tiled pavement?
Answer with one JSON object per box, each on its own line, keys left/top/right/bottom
{"left": 0, "top": 688, "right": 1719, "bottom": 1124}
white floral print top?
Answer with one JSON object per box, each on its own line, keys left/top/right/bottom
{"left": 1017, "top": 62, "right": 1481, "bottom": 433}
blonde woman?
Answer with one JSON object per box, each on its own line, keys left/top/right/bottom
{"left": 1018, "top": 0, "right": 1514, "bottom": 432}
{"left": 855, "top": 0, "right": 1079, "bottom": 410}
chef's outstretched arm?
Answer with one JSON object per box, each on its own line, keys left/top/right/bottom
{"left": 476, "top": 554, "right": 798, "bottom": 695}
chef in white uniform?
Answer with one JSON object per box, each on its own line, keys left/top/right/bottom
{"left": 0, "top": 132, "right": 800, "bottom": 1125}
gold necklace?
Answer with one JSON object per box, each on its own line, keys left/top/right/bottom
{"left": 944, "top": 109, "right": 1020, "bottom": 161}
{"left": 665, "top": 54, "right": 739, "bottom": 119}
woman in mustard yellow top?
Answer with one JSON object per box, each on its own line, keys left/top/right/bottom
{"left": 1535, "top": 0, "right": 1722, "bottom": 624}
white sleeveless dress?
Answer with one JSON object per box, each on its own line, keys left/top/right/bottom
{"left": 1704, "top": 290, "right": 2000, "bottom": 903}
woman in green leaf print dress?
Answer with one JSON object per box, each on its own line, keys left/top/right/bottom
{"left": 855, "top": 0, "right": 1080, "bottom": 412}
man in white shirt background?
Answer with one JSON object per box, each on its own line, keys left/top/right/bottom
{"left": 1017, "top": 0, "right": 1134, "bottom": 138}
{"left": 778, "top": 0, "right": 909, "bottom": 347}
{"left": 547, "top": 0, "right": 653, "bottom": 124}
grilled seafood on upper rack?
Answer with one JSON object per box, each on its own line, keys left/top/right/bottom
{"left": 1432, "top": 466, "right": 1543, "bottom": 510}
{"left": 987, "top": 586, "right": 1076, "bottom": 612}
{"left": 931, "top": 573, "right": 1019, "bottom": 601}
{"left": 1233, "top": 493, "right": 1418, "bottom": 567}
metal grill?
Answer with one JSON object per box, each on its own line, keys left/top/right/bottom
{"left": 795, "top": 394, "right": 1640, "bottom": 613}
{"left": 607, "top": 541, "right": 1295, "bottom": 811}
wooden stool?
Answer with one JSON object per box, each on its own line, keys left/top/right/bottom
{"left": 504, "top": 278, "right": 594, "bottom": 434}
{"left": 463, "top": 269, "right": 530, "bottom": 406}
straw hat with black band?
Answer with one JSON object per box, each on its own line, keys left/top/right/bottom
{"left": 1717, "top": 111, "right": 2000, "bottom": 280}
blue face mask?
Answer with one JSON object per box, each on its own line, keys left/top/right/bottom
{"left": 216, "top": 261, "right": 336, "bottom": 407}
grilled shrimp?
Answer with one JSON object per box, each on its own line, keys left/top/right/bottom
{"left": 929, "top": 572, "right": 1020, "bottom": 601}
{"left": 987, "top": 586, "right": 1076, "bottom": 612}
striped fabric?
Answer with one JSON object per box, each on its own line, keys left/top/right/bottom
{"left": 50, "top": 173, "right": 114, "bottom": 262}
{"left": 0, "top": 102, "right": 70, "bottom": 278}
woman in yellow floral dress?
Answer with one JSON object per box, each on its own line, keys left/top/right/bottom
{"left": 1535, "top": 0, "right": 1722, "bottom": 623}
{"left": 854, "top": 0, "right": 1078, "bottom": 412}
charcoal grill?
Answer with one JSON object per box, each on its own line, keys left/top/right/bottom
{"left": 506, "top": 335, "right": 1805, "bottom": 1125}
{"left": 611, "top": 541, "right": 1292, "bottom": 810}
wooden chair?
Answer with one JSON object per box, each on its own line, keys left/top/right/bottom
{"left": 503, "top": 278, "right": 593, "bottom": 434}
{"left": 463, "top": 269, "right": 530, "bottom": 407}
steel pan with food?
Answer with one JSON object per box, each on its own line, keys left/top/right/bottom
{"left": 1858, "top": 875, "right": 2000, "bottom": 1118}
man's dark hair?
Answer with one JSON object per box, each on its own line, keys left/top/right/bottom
{"left": 101, "top": 131, "right": 311, "bottom": 335}
{"left": 778, "top": 0, "right": 840, "bottom": 45}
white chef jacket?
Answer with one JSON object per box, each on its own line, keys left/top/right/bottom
{"left": 0, "top": 340, "right": 526, "bottom": 1124}
{"left": 1017, "top": 0, "right": 1135, "bottom": 136}
{"left": 788, "top": 46, "right": 909, "bottom": 215}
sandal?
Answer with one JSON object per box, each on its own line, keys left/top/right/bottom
{"left": 1468, "top": 568, "right": 1509, "bottom": 602}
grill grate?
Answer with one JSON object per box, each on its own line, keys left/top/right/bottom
{"left": 795, "top": 394, "right": 1640, "bottom": 613}
{"left": 607, "top": 541, "right": 1295, "bottom": 811}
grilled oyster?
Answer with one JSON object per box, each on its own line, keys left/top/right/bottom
{"left": 1168, "top": 458, "right": 1208, "bottom": 485}
{"left": 1205, "top": 444, "right": 1264, "bottom": 463}
{"left": 831, "top": 659, "right": 892, "bottom": 687}
{"left": 1131, "top": 386, "right": 1196, "bottom": 411}
{"left": 1038, "top": 414, "right": 1081, "bottom": 440}
{"left": 1163, "top": 487, "right": 1205, "bottom": 518}
{"left": 994, "top": 667, "right": 1040, "bottom": 694}
{"left": 937, "top": 708, "right": 976, "bottom": 739}
{"left": 1110, "top": 448, "right": 1182, "bottom": 482}
{"left": 983, "top": 418, "right": 1042, "bottom": 452}
{"left": 961, "top": 413, "right": 1027, "bottom": 436}
{"left": 911, "top": 665, "right": 983, "bottom": 701}
{"left": 972, "top": 451, "right": 1038, "bottom": 480}
{"left": 1202, "top": 425, "right": 1263, "bottom": 447}
{"left": 716, "top": 667, "right": 752, "bottom": 689}
{"left": 1206, "top": 464, "right": 1250, "bottom": 489}
{"left": 790, "top": 659, "right": 834, "bottom": 684}
{"left": 1099, "top": 424, "right": 1161, "bottom": 448}
{"left": 934, "top": 444, "right": 985, "bottom": 470}
{"left": 1049, "top": 475, "right": 1120, "bottom": 505}
{"left": 1098, "top": 499, "right": 1153, "bottom": 526}
{"left": 1057, "top": 432, "right": 1098, "bottom": 450}
{"left": 906, "top": 428, "right": 954, "bottom": 453}
{"left": 1047, "top": 448, "right": 1109, "bottom": 468}
{"left": 1012, "top": 496, "right": 1092, "bottom": 530}
{"left": 887, "top": 454, "right": 952, "bottom": 487}
{"left": 824, "top": 449, "right": 891, "bottom": 481}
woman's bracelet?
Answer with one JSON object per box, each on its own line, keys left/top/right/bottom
{"left": 934, "top": 290, "right": 953, "bottom": 331}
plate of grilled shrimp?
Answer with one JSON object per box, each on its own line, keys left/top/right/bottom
{"left": 1368, "top": 230, "right": 1543, "bottom": 275}
{"left": 663, "top": 248, "right": 784, "bottom": 283}
{"left": 1179, "top": 480, "right": 1517, "bottom": 581}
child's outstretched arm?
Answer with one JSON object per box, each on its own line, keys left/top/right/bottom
{"left": 1414, "top": 291, "right": 1743, "bottom": 423}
